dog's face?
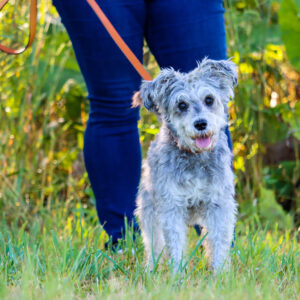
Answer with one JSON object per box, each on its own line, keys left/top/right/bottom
{"left": 133, "top": 58, "right": 238, "bottom": 153}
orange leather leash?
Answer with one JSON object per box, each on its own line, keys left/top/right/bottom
{"left": 0, "top": 0, "right": 152, "bottom": 81}
{"left": 0, "top": 0, "right": 37, "bottom": 54}
{"left": 86, "top": 0, "right": 153, "bottom": 81}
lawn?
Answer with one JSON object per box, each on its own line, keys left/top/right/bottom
{"left": 0, "top": 204, "right": 298, "bottom": 299}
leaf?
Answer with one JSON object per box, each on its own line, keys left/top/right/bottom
{"left": 281, "top": 102, "right": 300, "bottom": 139}
{"left": 278, "top": 0, "right": 300, "bottom": 72}
{"left": 63, "top": 80, "right": 85, "bottom": 121}
{"left": 294, "top": 0, "right": 300, "bottom": 12}
{"left": 259, "top": 187, "right": 293, "bottom": 229}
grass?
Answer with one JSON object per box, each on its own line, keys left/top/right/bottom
{"left": 0, "top": 204, "right": 299, "bottom": 300}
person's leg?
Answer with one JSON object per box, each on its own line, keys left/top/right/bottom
{"left": 145, "top": 0, "right": 232, "bottom": 150}
{"left": 52, "top": 0, "right": 146, "bottom": 243}
{"left": 145, "top": 0, "right": 227, "bottom": 69}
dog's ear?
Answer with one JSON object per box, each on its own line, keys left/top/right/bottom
{"left": 132, "top": 87, "right": 159, "bottom": 113}
{"left": 132, "top": 91, "right": 143, "bottom": 108}
{"left": 194, "top": 58, "right": 238, "bottom": 101}
{"left": 132, "top": 68, "right": 179, "bottom": 114}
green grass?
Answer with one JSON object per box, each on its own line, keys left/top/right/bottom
{"left": 0, "top": 205, "right": 298, "bottom": 300}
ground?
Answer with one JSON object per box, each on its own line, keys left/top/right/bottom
{"left": 0, "top": 204, "right": 298, "bottom": 300}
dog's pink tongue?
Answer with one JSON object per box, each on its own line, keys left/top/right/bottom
{"left": 196, "top": 136, "right": 211, "bottom": 148}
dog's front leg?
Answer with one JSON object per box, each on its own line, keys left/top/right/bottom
{"left": 204, "top": 201, "right": 236, "bottom": 272}
{"left": 160, "top": 207, "right": 187, "bottom": 274}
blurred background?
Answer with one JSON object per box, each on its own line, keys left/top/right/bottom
{"left": 0, "top": 0, "right": 299, "bottom": 233}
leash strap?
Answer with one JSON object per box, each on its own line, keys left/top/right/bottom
{"left": 86, "top": 0, "right": 153, "bottom": 81}
{"left": 0, "top": 0, "right": 152, "bottom": 81}
{"left": 0, "top": 0, "right": 37, "bottom": 54}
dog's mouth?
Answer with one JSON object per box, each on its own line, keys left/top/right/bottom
{"left": 194, "top": 133, "right": 213, "bottom": 150}
{"left": 177, "top": 132, "right": 215, "bottom": 153}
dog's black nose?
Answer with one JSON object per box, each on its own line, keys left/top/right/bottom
{"left": 194, "top": 119, "right": 207, "bottom": 131}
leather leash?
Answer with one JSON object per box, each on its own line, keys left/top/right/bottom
{"left": 0, "top": 0, "right": 37, "bottom": 54}
{"left": 86, "top": 0, "right": 153, "bottom": 81}
{"left": 0, "top": 0, "right": 152, "bottom": 81}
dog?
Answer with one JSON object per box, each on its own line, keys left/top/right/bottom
{"left": 133, "top": 58, "right": 238, "bottom": 273}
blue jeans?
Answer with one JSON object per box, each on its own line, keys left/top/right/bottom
{"left": 52, "top": 0, "right": 231, "bottom": 243}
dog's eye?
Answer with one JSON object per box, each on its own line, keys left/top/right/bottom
{"left": 178, "top": 101, "right": 188, "bottom": 111}
{"left": 204, "top": 96, "right": 214, "bottom": 106}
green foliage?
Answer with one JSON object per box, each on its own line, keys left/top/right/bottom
{"left": 278, "top": 0, "right": 300, "bottom": 72}
{"left": 265, "top": 162, "right": 300, "bottom": 214}
{"left": 0, "top": 2, "right": 89, "bottom": 223}
{"left": 225, "top": 0, "right": 299, "bottom": 225}
{"left": 259, "top": 186, "right": 293, "bottom": 229}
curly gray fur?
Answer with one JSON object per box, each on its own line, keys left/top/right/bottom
{"left": 134, "top": 58, "right": 238, "bottom": 273}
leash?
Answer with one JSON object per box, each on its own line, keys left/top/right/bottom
{"left": 86, "top": 0, "right": 153, "bottom": 81}
{"left": 0, "top": 0, "right": 152, "bottom": 81}
{"left": 0, "top": 0, "right": 37, "bottom": 54}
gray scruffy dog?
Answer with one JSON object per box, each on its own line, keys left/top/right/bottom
{"left": 133, "top": 58, "right": 238, "bottom": 273}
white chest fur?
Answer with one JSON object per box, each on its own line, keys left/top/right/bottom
{"left": 168, "top": 175, "right": 209, "bottom": 207}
